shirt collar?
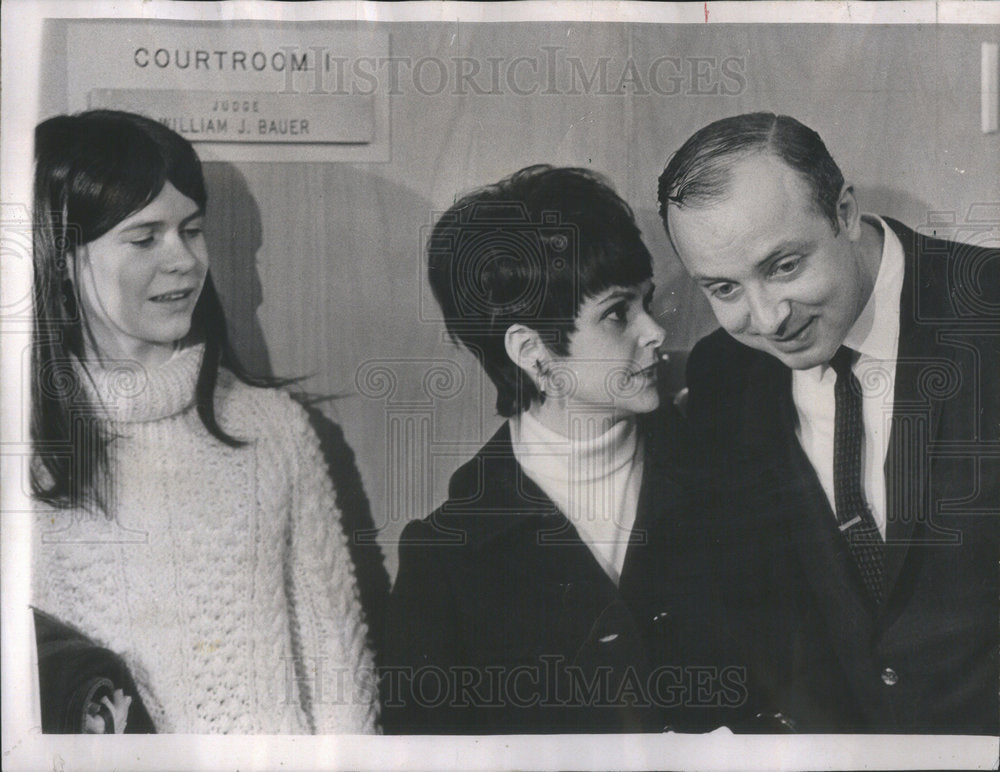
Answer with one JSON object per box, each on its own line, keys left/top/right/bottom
{"left": 843, "top": 214, "right": 904, "bottom": 363}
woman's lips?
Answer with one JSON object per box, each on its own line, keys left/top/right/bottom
{"left": 149, "top": 288, "right": 195, "bottom": 303}
{"left": 631, "top": 362, "right": 660, "bottom": 379}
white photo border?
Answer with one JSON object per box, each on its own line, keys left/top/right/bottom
{"left": 2, "top": 2, "right": 998, "bottom": 770}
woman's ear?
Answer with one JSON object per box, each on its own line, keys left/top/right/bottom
{"left": 504, "top": 324, "right": 548, "bottom": 389}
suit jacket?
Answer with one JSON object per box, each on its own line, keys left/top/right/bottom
{"left": 382, "top": 404, "right": 749, "bottom": 734}
{"left": 685, "top": 217, "right": 999, "bottom": 733}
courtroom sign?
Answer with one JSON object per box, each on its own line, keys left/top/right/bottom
{"left": 64, "top": 22, "right": 390, "bottom": 161}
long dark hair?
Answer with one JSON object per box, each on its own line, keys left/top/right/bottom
{"left": 32, "top": 109, "right": 272, "bottom": 509}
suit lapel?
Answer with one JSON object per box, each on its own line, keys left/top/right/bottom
{"left": 882, "top": 219, "right": 958, "bottom": 596}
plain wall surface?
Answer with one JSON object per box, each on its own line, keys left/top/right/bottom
{"left": 38, "top": 20, "right": 1000, "bottom": 579}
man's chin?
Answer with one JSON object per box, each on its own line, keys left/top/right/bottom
{"left": 732, "top": 334, "right": 828, "bottom": 371}
{"left": 767, "top": 342, "right": 839, "bottom": 370}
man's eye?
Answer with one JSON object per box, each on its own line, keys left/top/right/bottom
{"left": 710, "top": 283, "right": 738, "bottom": 300}
{"left": 771, "top": 257, "right": 802, "bottom": 277}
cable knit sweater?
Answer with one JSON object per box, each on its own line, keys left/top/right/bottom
{"left": 32, "top": 345, "right": 378, "bottom": 734}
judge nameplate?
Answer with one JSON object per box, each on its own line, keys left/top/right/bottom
{"left": 62, "top": 20, "right": 390, "bottom": 161}
{"left": 88, "top": 89, "right": 373, "bottom": 145}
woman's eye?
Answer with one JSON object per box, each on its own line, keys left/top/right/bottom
{"left": 182, "top": 226, "right": 203, "bottom": 240}
{"left": 605, "top": 304, "right": 628, "bottom": 323}
{"left": 129, "top": 235, "right": 155, "bottom": 248}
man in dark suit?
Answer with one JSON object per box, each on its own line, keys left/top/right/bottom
{"left": 657, "top": 112, "right": 998, "bottom": 734}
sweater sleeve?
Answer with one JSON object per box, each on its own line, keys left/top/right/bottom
{"left": 280, "top": 397, "right": 379, "bottom": 734}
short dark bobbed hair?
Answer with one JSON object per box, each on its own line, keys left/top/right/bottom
{"left": 427, "top": 164, "right": 653, "bottom": 417}
{"left": 657, "top": 113, "right": 846, "bottom": 242}
{"left": 32, "top": 109, "right": 264, "bottom": 509}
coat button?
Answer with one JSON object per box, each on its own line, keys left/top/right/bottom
{"left": 652, "top": 611, "right": 670, "bottom": 624}
{"left": 880, "top": 667, "right": 899, "bottom": 686}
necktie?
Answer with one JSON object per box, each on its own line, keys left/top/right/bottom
{"left": 831, "top": 346, "right": 886, "bottom": 606}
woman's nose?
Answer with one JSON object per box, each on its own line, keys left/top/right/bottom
{"left": 161, "top": 235, "right": 199, "bottom": 273}
{"left": 639, "top": 309, "right": 667, "bottom": 349}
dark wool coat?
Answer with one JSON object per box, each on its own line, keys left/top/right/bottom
{"left": 382, "top": 405, "right": 751, "bottom": 734}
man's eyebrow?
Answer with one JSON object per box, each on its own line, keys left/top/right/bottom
{"left": 691, "top": 272, "right": 731, "bottom": 285}
{"left": 752, "top": 239, "right": 812, "bottom": 270}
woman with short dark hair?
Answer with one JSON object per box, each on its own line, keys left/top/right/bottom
{"left": 382, "top": 165, "right": 699, "bottom": 733}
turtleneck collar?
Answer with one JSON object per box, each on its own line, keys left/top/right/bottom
{"left": 512, "top": 409, "right": 639, "bottom": 483}
{"left": 75, "top": 344, "right": 203, "bottom": 424}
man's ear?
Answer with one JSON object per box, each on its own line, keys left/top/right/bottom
{"left": 504, "top": 323, "right": 548, "bottom": 388}
{"left": 836, "top": 183, "right": 862, "bottom": 240}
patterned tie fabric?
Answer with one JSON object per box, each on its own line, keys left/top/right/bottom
{"left": 831, "top": 346, "right": 886, "bottom": 606}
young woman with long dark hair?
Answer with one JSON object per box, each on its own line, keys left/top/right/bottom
{"left": 31, "top": 110, "right": 377, "bottom": 734}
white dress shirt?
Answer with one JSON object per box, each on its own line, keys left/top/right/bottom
{"left": 792, "top": 215, "right": 904, "bottom": 539}
{"left": 510, "top": 410, "right": 644, "bottom": 585}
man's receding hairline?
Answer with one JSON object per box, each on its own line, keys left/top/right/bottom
{"left": 669, "top": 145, "right": 827, "bottom": 216}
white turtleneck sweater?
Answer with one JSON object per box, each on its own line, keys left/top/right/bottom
{"left": 510, "top": 410, "right": 644, "bottom": 585}
{"left": 32, "top": 345, "right": 377, "bottom": 734}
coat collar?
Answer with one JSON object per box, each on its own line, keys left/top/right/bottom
{"left": 432, "top": 407, "right": 680, "bottom": 558}
{"left": 430, "top": 421, "right": 560, "bottom": 550}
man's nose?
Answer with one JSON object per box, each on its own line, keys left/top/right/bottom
{"left": 746, "top": 289, "right": 791, "bottom": 337}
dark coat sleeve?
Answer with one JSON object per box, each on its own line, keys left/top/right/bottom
{"left": 685, "top": 328, "right": 759, "bottom": 443}
{"left": 380, "top": 518, "right": 465, "bottom": 734}
{"left": 34, "top": 608, "right": 156, "bottom": 734}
